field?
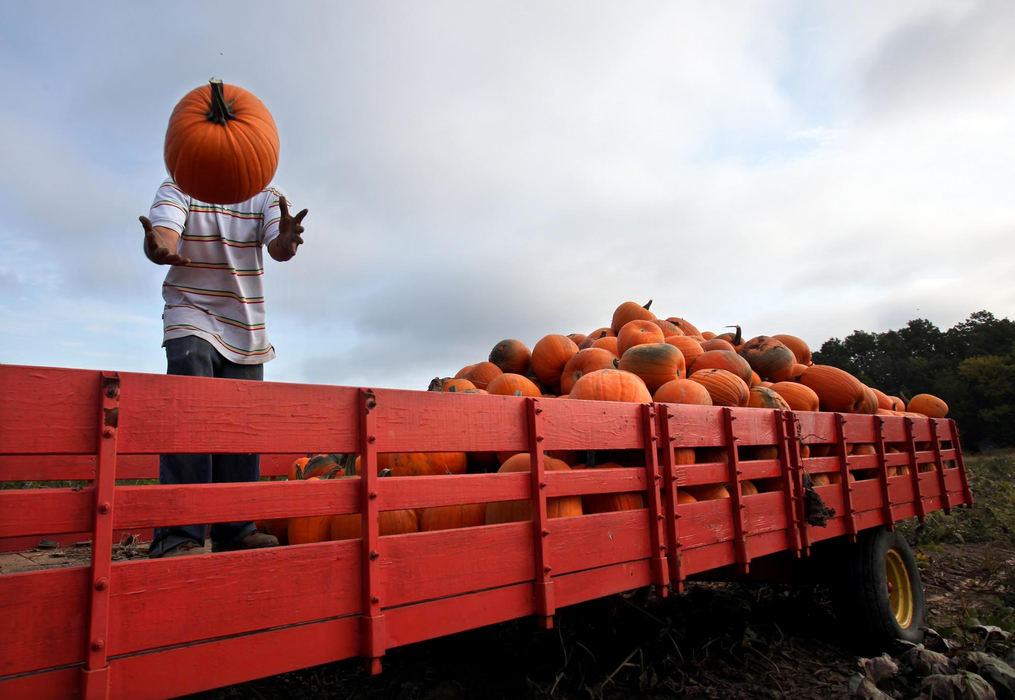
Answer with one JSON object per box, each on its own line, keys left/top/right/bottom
{"left": 182, "top": 451, "right": 1015, "bottom": 699}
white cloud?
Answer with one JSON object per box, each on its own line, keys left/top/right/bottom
{"left": 0, "top": 2, "right": 1012, "bottom": 391}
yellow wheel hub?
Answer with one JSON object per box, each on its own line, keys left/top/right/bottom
{"left": 885, "top": 548, "right": 914, "bottom": 628}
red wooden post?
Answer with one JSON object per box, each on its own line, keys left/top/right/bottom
{"left": 641, "top": 403, "right": 669, "bottom": 596}
{"left": 904, "top": 418, "right": 927, "bottom": 523}
{"left": 359, "top": 389, "right": 385, "bottom": 675}
{"left": 776, "top": 411, "right": 804, "bottom": 557}
{"left": 82, "top": 373, "right": 119, "bottom": 700}
{"left": 928, "top": 419, "right": 951, "bottom": 514}
{"left": 656, "top": 405, "right": 685, "bottom": 593}
{"left": 834, "top": 414, "right": 858, "bottom": 542}
{"left": 721, "top": 408, "right": 750, "bottom": 575}
{"left": 948, "top": 420, "right": 974, "bottom": 506}
{"left": 526, "top": 398, "right": 555, "bottom": 629}
{"left": 873, "top": 416, "right": 896, "bottom": 531}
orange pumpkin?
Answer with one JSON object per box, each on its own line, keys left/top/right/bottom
{"left": 856, "top": 386, "right": 879, "bottom": 415}
{"left": 907, "top": 393, "right": 949, "bottom": 418}
{"left": 870, "top": 387, "right": 894, "bottom": 411}
{"left": 442, "top": 378, "right": 477, "bottom": 392}
{"left": 560, "top": 348, "right": 619, "bottom": 394}
{"left": 418, "top": 503, "right": 487, "bottom": 532}
{"left": 666, "top": 317, "right": 702, "bottom": 337}
{"left": 748, "top": 386, "right": 791, "bottom": 410}
{"left": 531, "top": 334, "right": 580, "bottom": 389}
{"left": 737, "top": 336, "right": 797, "bottom": 382}
{"left": 486, "top": 373, "right": 542, "bottom": 397}
{"left": 699, "top": 337, "right": 736, "bottom": 352}
{"left": 616, "top": 319, "right": 666, "bottom": 358}
{"left": 611, "top": 300, "right": 656, "bottom": 332}
{"left": 164, "top": 80, "right": 279, "bottom": 204}
{"left": 568, "top": 369, "right": 652, "bottom": 403}
{"left": 488, "top": 339, "right": 532, "bottom": 376}
{"left": 685, "top": 482, "right": 730, "bottom": 501}
{"left": 485, "top": 453, "right": 583, "bottom": 523}
{"left": 653, "top": 378, "right": 713, "bottom": 406}
{"left": 654, "top": 319, "right": 683, "bottom": 336}
{"left": 288, "top": 476, "right": 336, "bottom": 544}
{"left": 330, "top": 508, "right": 419, "bottom": 540}
{"left": 665, "top": 335, "right": 704, "bottom": 367}
{"left": 799, "top": 365, "right": 868, "bottom": 413}
{"left": 372, "top": 452, "right": 468, "bottom": 477}
{"left": 689, "top": 350, "right": 753, "bottom": 384}
{"left": 455, "top": 361, "right": 502, "bottom": 390}
{"left": 689, "top": 368, "right": 750, "bottom": 407}
{"left": 581, "top": 327, "right": 616, "bottom": 349}
{"left": 618, "top": 342, "right": 686, "bottom": 393}
{"left": 590, "top": 335, "right": 621, "bottom": 357}
{"left": 771, "top": 334, "right": 812, "bottom": 366}
{"left": 770, "top": 381, "right": 820, "bottom": 412}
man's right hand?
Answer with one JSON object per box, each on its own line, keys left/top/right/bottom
{"left": 140, "top": 216, "right": 191, "bottom": 265}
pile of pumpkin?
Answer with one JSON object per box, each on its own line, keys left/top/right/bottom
{"left": 262, "top": 300, "right": 951, "bottom": 544}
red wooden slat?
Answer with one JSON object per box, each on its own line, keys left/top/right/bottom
{"left": 386, "top": 583, "right": 534, "bottom": 649}
{"left": 108, "top": 616, "right": 361, "bottom": 700}
{"left": 541, "top": 467, "right": 648, "bottom": 498}
{"left": 0, "top": 454, "right": 297, "bottom": 483}
{"left": 0, "top": 667, "right": 80, "bottom": 700}
{"left": 0, "top": 366, "right": 101, "bottom": 455}
{"left": 0, "top": 566, "right": 90, "bottom": 676}
{"left": 381, "top": 523, "right": 532, "bottom": 607}
{"left": 554, "top": 560, "right": 654, "bottom": 607}
{"left": 550, "top": 511, "right": 652, "bottom": 575}
{"left": 105, "top": 542, "right": 361, "bottom": 656}
{"left": 0, "top": 488, "right": 94, "bottom": 538}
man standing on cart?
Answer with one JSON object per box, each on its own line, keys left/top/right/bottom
{"left": 140, "top": 179, "right": 308, "bottom": 558}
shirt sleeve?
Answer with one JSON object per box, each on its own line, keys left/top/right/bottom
{"left": 260, "top": 186, "right": 290, "bottom": 247}
{"left": 148, "top": 179, "right": 191, "bottom": 233}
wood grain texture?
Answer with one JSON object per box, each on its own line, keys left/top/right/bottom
{"left": 0, "top": 364, "right": 972, "bottom": 699}
{"left": 0, "top": 566, "right": 90, "bottom": 675}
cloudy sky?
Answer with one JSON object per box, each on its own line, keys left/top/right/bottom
{"left": 2, "top": 1, "right": 1013, "bottom": 391}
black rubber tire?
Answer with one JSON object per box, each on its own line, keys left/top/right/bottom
{"left": 832, "top": 527, "right": 926, "bottom": 652}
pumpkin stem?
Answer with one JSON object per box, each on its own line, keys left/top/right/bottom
{"left": 341, "top": 453, "right": 358, "bottom": 477}
{"left": 205, "top": 79, "right": 236, "bottom": 126}
{"left": 643, "top": 299, "right": 653, "bottom": 311}
{"left": 726, "top": 324, "right": 742, "bottom": 345}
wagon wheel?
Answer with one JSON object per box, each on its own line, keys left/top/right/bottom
{"left": 832, "top": 526, "right": 927, "bottom": 652}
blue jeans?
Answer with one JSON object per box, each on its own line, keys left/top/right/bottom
{"left": 148, "top": 335, "right": 264, "bottom": 557}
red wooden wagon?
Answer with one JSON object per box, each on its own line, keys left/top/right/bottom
{"left": 0, "top": 364, "right": 973, "bottom": 699}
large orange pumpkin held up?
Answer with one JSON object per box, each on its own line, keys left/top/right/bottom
{"left": 164, "top": 79, "right": 280, "bottom": 204}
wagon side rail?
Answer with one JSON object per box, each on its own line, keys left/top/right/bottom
{"left": 0, "top": 364, "right": 971, "bottom": 700}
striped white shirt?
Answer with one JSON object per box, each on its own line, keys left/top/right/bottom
{"left": 148, "top": 179, "right": 289, "bottom": 365}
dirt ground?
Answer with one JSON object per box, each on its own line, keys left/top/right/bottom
{"left": 5, "top": 535, "right": 1012, "bottom": 699}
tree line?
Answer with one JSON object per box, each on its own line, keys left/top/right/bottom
{"left": 812, "top": 311, "right": 1015, "bottom": 451}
